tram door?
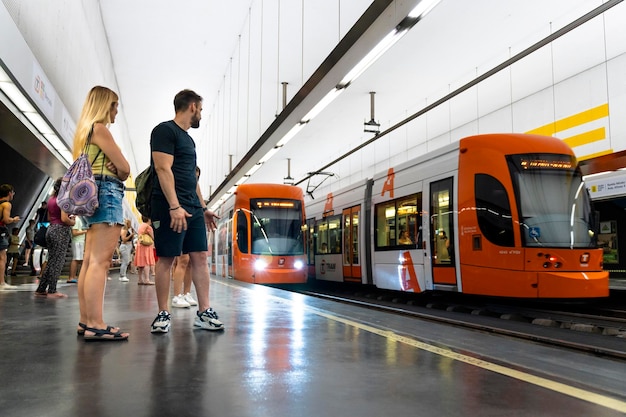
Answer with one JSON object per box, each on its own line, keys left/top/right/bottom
{"left": 430, "top": 178, "right": 457, "bottom": 286}
{"left": 342, "top": 205, "right": 361, "bottom": 282}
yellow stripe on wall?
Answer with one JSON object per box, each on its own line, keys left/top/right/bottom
{"left": 563, "top": 127, "right": 606, "bottom": 148}
{"left": 577, "top": 149, "right": 613, "bottom": 161}
{"left": 526, "top": 103, "right": 609, "bottom": 136}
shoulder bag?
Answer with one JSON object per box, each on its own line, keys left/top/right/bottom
{"left": 57, "top": 126, "right": 102, "bottom": 216}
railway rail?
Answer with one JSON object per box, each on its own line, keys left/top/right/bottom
{"left": 272, "top": 282, "right": 626, "bottom": 360}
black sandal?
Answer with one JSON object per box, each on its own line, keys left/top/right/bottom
{"left": 83, "top": 326, "right": 129, "bottom": 341}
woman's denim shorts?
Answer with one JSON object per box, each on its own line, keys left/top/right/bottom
{"left": 84, "top": 176, "right": 125, "bottom": 227}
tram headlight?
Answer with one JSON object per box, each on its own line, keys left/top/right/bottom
{"left": 254, "top": 259, "right": 268, "bottom": 271}
{"left": 294, "top": 260, "right": 304, "bottom": 270}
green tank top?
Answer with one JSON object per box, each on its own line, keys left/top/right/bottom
{"left": 86, "top": 144, "right": 116, "bottom": 177}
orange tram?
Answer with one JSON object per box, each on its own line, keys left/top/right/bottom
{"left": 211, "top": 183, "right": 307, "bottom": 284}
{"left": 305, "top": 133, "right": 609, "bottom": 298}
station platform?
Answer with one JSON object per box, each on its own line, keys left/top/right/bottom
{"left": 1, "top": 272, "right": 625, "bottom": 417}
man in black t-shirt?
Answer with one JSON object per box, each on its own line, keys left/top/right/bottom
{"left": 36, "top": 201, "right": 48, "bottom": 228}
{"left": 149, "top": 89, "right": 223, "bottom": 334}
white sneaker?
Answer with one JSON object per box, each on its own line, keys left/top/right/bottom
{"left": 194, "top": 308, "right": 224, "bottom": 331}
{"left": 22, "top": 263, "right": 29, "bottom": 267}
{"left": 119, "top": 276, "right": 129, "bottom": 282}
{"left": 183, "top": 292, "right": 198, "bottom": 306}
{"left": 0, "top": 283, "right": 17, "bottom": 290}
{"left": 107, "top": 276, "right": 112, "bottom": 281}
{"left": 151, "top": 310, "right": 171, "bottom": 333}
{"left": 172, "top": 294, "right": 190, "bottom": 308}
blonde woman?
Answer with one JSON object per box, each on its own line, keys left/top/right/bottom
{"left": 74, "top": 86, "right": 130, "bottom": 341}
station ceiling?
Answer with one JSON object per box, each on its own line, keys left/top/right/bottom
{"left": 1, "top": 0, "right": 604, "bottom": 207}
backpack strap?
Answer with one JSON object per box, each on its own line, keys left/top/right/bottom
{"left": 84, "top": 124, "right": 105, "bottom": 178}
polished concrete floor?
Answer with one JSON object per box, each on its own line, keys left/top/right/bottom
{"left": 1, "top": 271, "right": 626, "bottom": 417}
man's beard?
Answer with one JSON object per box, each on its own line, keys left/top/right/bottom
{"left": 191, "top": 114, "right": 200, "bottom": 129}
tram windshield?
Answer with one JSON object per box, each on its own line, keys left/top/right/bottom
{"left": 250, "top": 198, "right": 305, "bottom": 255}
{"left": 508, "top": 154, "right": 596, "bottom": 248}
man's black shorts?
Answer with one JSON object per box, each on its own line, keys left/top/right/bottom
{"left": 151, "top": 198, "right": 208, "bottom": 258}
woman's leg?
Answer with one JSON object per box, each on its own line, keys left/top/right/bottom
{"left": 47, "top": 229, "right": 71, "bottom": 295}
{"left": 183, "top": 258, "right": 193, "bottom": 294}
{"left": 173, "top": 254, "right": 190, "bottom": 296}
{"left": 23, "top": 246, "right": 31, "bottom": 266}
{"left": 137, "top": 266, "right": 144, "bottom": 283}
{"left": 81, "top": 223, "right": 122, "bottom": 329}
{"left": 9, "top": 254, "right": 18, "bottom": 275}
{"left": 0, "top": 250, "right": 7, "bottom": 285}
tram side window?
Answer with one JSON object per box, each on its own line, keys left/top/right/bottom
{"left": 475, "top": 174, "right": 514, "bottom": 247}
{"left": 374, "top": 193, "right": 421, "bottom": 250}
{"left": 316, "top": 216, "right": 342, "bottom": 254}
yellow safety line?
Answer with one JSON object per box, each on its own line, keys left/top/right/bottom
{"left": 216, "top": 278, "right": 626, "bottom": 413}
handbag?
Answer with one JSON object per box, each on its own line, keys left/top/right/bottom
{"left": 138, "top": 233, "right": 154, "bottom": 246}
{"left": 34, "top": 225, "right": 48, "bottom": 247}
{"left": 57, "top": 126, "right": 102, "bottom": 216}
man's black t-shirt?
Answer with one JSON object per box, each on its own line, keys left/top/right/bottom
{"left": 150, "top": 120, "right": 200, "bottom": 208}
{"left": 36, "top": 207, "right": 48, "bottom": 223}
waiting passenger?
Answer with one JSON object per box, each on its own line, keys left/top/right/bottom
{"left": 23, "top": 219, "right": 36, "bottom": 268}
{"left": 35, "top": 178, "right": 75, "bottom": 298}
{"left": 68, "top": 216, "right": 87, "bottom": 284}
{"left": 74, "top": 86, "right": 131, "bottom": 341}
{"left": 135, "top": 216, "right": 155, "bottom": 286}
{"left": 149, "top": 89, "right": 223, "bottom": 333}
{"left": 118, "top": 218, "right": 135, "bottom": 282}
{"left": 6, "top": 227, "right": 20, "bottom": 276}
{"left": 0, "top": 184, "right": 20, "bottom": 290}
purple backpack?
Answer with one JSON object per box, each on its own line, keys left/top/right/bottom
{"left": 57, "top": 126, "right": 101, "bottom": 216}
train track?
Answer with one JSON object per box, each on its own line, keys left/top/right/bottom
{"left": 272, "top": 282, "right": 626, "bottom": 360}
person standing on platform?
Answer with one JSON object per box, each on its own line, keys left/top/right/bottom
{"left": 6, "top": 227, "right": 20, "bottom": 276}
{"left": 23, "top": 219, "right": 36, "bottom": 268}
{"left": 0, "top": 184, "right": 20, "bottom": 290}
{"left": 74, "top": 86, "right": 130, "bottom": 341}
{"left": 68, "top": 216, "right": 87, "bottom": 283}
{"left": 35, "top": 201, "right": 48, "bottom": 229}
{"left": 34, "top": 178, "right": 75, "bottom": 298}
{"left": 135, "top": 216, "right": 155, "bottom": 285}
{"left": 149, "top": 89, "right": 223, "bottom": 333}
{"left": 118, "top": 218, "right": 134, "bottom": 282}
{"left": 171, "top": 253, "right": 197, "bottom": 308}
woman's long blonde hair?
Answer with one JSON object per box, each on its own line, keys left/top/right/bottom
{"left": 72, "top": 86, "right": 118, "bottom": 158}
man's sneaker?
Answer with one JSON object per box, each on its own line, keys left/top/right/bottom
{"left": 172, "top": 294, "right": 190, "bottom": 308}
{"left": 194, "top": 308, "right": 224, "bottom": 331}
{"left": 119, "top": 276, "right": 129, "bottom": 282}
{"left": 183, "top": 292, "right": 198, "bottom": 306}
{"left": 151, "top": 310, "right": 171, "bottom": 333}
